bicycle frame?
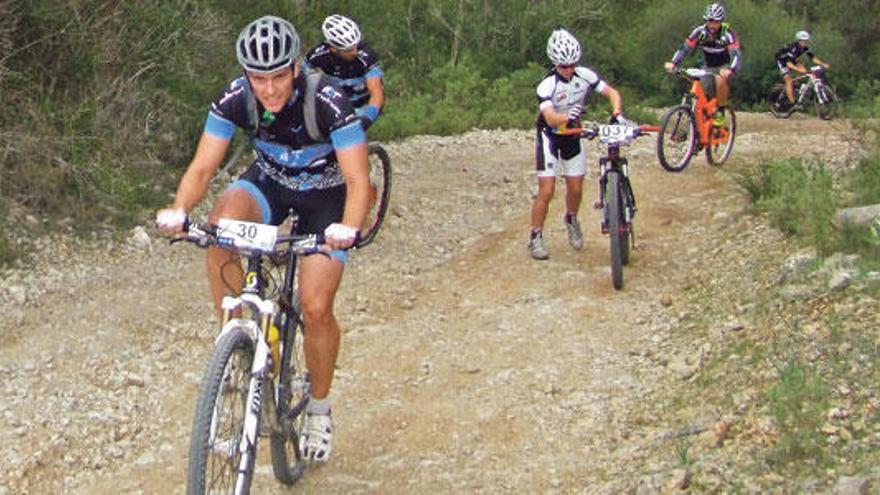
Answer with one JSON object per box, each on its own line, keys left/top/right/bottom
{"left": 683, "top": 76, "right": 730, "bottom": 150}
{"left": 216, "top": 254, "right": 282, "bottom": 494}
{"left": 181, "top": 219, "right": 316, "bottom": 495}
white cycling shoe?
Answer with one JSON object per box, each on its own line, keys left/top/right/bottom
{"left": 300, "top": 413, "right": 333, "bottom": 462}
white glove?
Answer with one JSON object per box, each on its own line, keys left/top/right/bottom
{"left": 324, "top": 223, "right": 359, "bottom": 247}
{"left": 567, "top": 104, "right": 583, "bottom": 123}
{"left": 156, "top": 208, "right": 186, "bottom": 233}
{"left": 611, "top": 113, "right": 632, "bottom": 127}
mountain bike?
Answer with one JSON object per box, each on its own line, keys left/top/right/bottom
{"left": 362, "top": 143, "right": 392, "bottom": 246}
{"left": 178, "top": 216, "right": 356, "bottom": 494}
{"left": 559, "top": 123, "right": 658, "bottom": 290}
{"left": 657, "top": 68, "right": 737, "bottom": 172}
{"left": 767, "top": 65, "right": 838, "bottom": 120}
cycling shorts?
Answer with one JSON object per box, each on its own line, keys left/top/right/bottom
{"left": 228, "top": 163, "right": 349, "bottom": 263}
{"left": 535, "top": 126, "right": 586, "bottom": 178}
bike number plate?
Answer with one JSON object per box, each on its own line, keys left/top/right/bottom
{"left": 217, "top": 219, "right": 278, "bottom": 252}
{"left": 598, "top": 124, "right": 630, "bottom": 144}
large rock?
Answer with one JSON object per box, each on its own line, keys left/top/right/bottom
{"left": 834, "top": 204, "right": 880, "bottom": 228}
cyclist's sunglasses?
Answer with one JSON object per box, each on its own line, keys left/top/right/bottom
{"left": 557, "top": 64, "right": 576, "bottom": 70}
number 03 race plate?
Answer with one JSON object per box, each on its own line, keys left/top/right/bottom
{"left": 217, "top": 219, "right": 278, "bottom": 252}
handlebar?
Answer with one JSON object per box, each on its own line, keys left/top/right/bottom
{"left": 171, "top": 221, "right": 326, "bottom": 257}
{"left": 555, "top": 124, "right": 659, "bottom": 141}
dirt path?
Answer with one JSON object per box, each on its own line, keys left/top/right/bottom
{"left": 0, "top": 113, "right": 855, "bottom": 494}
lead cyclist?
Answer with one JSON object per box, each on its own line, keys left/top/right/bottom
{"left": 155, "top": 15, "right": 371, "bottom": 464}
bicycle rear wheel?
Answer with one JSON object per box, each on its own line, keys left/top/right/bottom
{"left": 767, "top": 84, "right": 795, "bottom": 118}
{"left": 187, "top": 324, "right": 254, "bottom": 495}
{"left": 706, "top": 108, "right": 736, "bottom": 167}
{"left": 814, "top": 85, "right": 838, "bottom": 120}
{"left": 607, "top": 171, "right": 624, "bottom": 290}
{"left": 657, "top": 106, "right": 696, "bottom": 172}
{"left": 269, "top": 295, "right": 308, "bottom": 485}
{"left": 357, "top": 144, "right": 392, "bottom": 248}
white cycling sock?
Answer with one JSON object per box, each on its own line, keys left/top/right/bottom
{"left": 307, "top": 395, "right": 332, "bottom": 415}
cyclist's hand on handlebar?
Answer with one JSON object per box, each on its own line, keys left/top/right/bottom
{"left": 664, "top": 61, "right": 676, "bottom": 72}
{"left": 324, "top": 223, "right": 359, "bottom": 250}
{"left": 566, "top": 104, "right": 583, "bottom": 127}
{"left": 609, "top": 112, "right": 632, "bottom": 127}
{"left": 156, "top": 208, "right": 187, "bottom": 235}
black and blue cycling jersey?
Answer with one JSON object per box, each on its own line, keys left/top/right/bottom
{"left": 304, "top": 41, "right": 382, "bottom": 122}
{"left": 204, "top": 74, "right": 365, "bottom": 193}
{"left": 775, "top": 41, "right": 815, "bottom": 64}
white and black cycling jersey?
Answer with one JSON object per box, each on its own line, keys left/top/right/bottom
{"left": 536, "top": 67, "right": 607, "bottom": 128}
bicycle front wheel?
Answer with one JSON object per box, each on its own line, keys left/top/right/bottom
{"left": 657, "top": 106, "right": 696, "bottom": 172}
{"left": 620, "top": 176, "right": 634, "bottom": 267}
{"left": 706, "top": 108, "right": 736, "bottom": 167}
{"left": 269, "top": 294, "right": 308, "bottom": 485}
{"left": 357, "top": 144, "right": 392, "bottom": 248}
{"left": 814, "top": 85, "right": 838, "bottom": 120}
{"left": 187, "top": 324, "right": 254, "bottom": 495}
{"left": 607, "top": 171, "right": 624, "bottom": 290}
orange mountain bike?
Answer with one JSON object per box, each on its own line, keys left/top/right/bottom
{"left": 657, "top": 68, "right": 736, "bottom": 172}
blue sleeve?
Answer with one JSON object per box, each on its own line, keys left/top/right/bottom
{"left": 358, "top": 104, "right": 381, "bottom": 122}
{"left": 365, "top": 65, "right": 383, "bottom": 79}
{"left": 330, "top": 122, "right": 366, "bottom": 150}
{"left": 204, "top": 111, "right": 236, "bottom": 140}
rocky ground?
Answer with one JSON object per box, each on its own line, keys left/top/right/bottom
{"left": 0, "top": 113, "right": 877, "bottom": 494}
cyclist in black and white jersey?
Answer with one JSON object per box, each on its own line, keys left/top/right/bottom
{"left": 664, "top": 3, "right": 742, "bottom": 127}
{"left": 156, "top": 15, "right": 370, "bottom": 464}
{"left": 304, "top": 15, "right": 384, "bottom": 130}
{"left": 775, "top": 30, "right": 830, "bottom": 108}
{"left": 529, "top": 28, "right": 625, "bottom": 260}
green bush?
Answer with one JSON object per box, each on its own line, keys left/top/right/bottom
{"left": 738, "top": 158, "right": 838, "bottom": 254}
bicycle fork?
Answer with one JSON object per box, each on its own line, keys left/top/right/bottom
{"left": 595, "top": 158, "right": 637, "bottom": 236}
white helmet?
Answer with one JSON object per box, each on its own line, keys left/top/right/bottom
{"left": 546, "top": 28, "right": 581, "bottom": 66}
{"left": 236, "top": 16, "right": 299, "bottom": 73}
{"left": 322, "top": 14, "right": 362, "bottom": 50}
{"left": 703, "top": 3, "right": 726, "bottom": 21}
{"left": 796, "top": 30, "right": 811, "bottom": 41}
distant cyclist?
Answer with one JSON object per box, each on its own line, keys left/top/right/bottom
{"left": 664, "top": 3, "right": 742, "bottom": 127}
{"left": 775, "top": 30, "right": 830, "bottom": 108}
{"left": 305, "top": 14, "right": 384, "bottom": 131}
{"left": 530, "top": 28, "right": 626, "bottom": 260}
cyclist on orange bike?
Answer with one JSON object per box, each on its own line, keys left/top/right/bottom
{"left": 529, "top": 28, "right": 626, "bottom": 260}
{"left": 775, "top": 30, "right": 830, "bottom": 109}
{"left": 156, "top": 15, "right": 370, "bottom": 463}
{"left": 664, "top": 3, "right": 742, "bottom": 127}
{"left": 304, "top": 14, "right": 384, "bottom": 131}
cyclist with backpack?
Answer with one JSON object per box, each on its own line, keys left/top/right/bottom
{"left": 530, "top": 28, "right": 626, "bottom": 260}
{"left": 664, "top": 3, "right": 742, "bottom": 127}
{"left": 305, "top": 14, "right": 384, "bottom": 131}
{"left": 156, "top": 15, "right": 369, "bottom": 463}
{"left": 775, "top": 30, "right": 830, "bottom": 109}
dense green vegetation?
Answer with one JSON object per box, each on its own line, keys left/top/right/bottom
{"left": 1, "top": 0, "right": 879, "bottom": 262}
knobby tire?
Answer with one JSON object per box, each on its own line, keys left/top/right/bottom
{"left": 767, "top": 84, "right": 795, "bottom": 118}
{"left": 705, "top": 108, "right": 736, "bottom": 167}
{"left": 357, "top": 144, "right": 392, "bottom": 248}
{"left": 269, "top": 294, "right": 308, "bottom": 485}
{"left": 815, "top": 85, "right": 838, "bottom": 120}
{"left": 657, "top": 106, "right": 696, "bottom": 172}
{"left": 607, "top": 171, "right": 624, "bottom": 290}
{"left": 187, "top": 325, "right": 255, "bottom": 495}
